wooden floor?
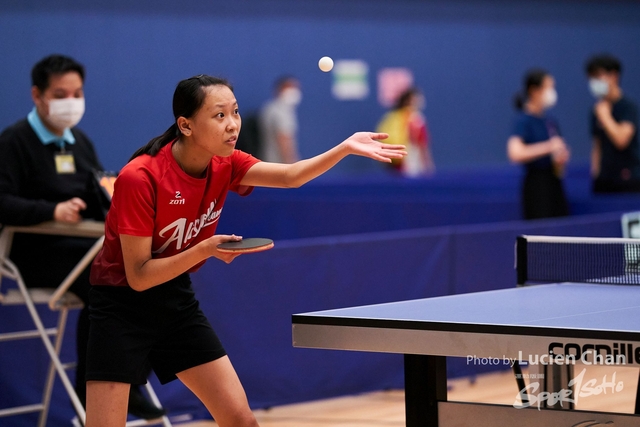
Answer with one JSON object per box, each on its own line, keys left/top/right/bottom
{"left": 177, "top": 364, "right": 639, "bottom": 426}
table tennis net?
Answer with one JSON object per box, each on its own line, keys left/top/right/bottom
{"left": 516, "top": 235, "right": 640, "bottom": 285}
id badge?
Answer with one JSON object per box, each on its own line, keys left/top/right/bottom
{"left": 55, "top": 153, "right": 76, "bottom": 174}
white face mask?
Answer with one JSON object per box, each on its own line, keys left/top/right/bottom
{"left": 589, "top": 78, "right": 609, "bottom": 99}
{"left": 542, "top": 88, "right": 557, "bottom": 109}
{"left": 280, "top": 87, "right": 302, "bottom": 106}
{"left": 47, "top": 98, "right": 85, "bottom": 129}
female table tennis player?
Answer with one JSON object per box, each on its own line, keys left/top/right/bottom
{"left": 86, "top": 74, "right": 406, "bottom": 427}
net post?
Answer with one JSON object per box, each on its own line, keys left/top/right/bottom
{"left": 516, "top": 236, "right": 527, "bottom": 286}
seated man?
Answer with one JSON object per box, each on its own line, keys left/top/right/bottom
{"left": 0, "top": 54, "right": 164, "bottom": 420}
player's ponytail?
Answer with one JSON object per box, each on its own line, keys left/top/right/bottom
{"left": 129, "top": 124, "right": 179, "bottom": 160}
{"left": 129, "top": 75, "right": 234, "bottom": 161}
{"left": 513, "top": 68, "right": 548, "bottom": 111}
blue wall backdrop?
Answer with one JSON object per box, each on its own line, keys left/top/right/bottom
{"left": 1, "top": 0, "right": 640, "bottom": 174}
{"left": 2, "top": 2, "right": 640, "bottom": 423}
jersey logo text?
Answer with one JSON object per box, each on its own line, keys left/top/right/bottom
{"left": 154, "top": 200, "right": 222, "bottom": 253}
{"left": 170, "top": 191, "right": 185, "bottom": 204}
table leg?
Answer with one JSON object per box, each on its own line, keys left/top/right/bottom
{"left": 542, "top": 363, "right": 574, "bottom": 410}
{"left": 404, "top": 354, "right": 447, "bottom": 427}
{"left": 635, "top": 371, "right": 640, "bottom": 414}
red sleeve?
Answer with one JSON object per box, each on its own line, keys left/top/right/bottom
{"left": 229, "top": 150, "right": 261, "bottom": 196}
{"left": 113, "top": 163, "right": 156, "bottom": 237}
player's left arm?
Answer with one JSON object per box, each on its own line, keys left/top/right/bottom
{"left": 239, "top": 132, "right": 406, "bottom": 188}
{"left": 594, "top": 101, "right": 636, "bottom": 150}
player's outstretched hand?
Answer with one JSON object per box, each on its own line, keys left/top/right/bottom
{"left": 342, "top": 132, "right": 407, "bottom": 163}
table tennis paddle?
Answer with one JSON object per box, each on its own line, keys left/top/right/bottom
{"left": 217, "top": 238, "right": 274, "bottom": 254}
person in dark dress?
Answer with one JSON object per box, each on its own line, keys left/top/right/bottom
{"left": 507, "top": 69, "right": 570, "bottom": 220}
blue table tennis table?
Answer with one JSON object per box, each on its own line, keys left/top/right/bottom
{"left": 292, "top": 282, "right": 640, "bottom": 426}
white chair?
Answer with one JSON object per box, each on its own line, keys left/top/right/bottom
{"left": 621, "top": 211, "right": 640, "bottom": 238}
{"left": 0, "top": 222, "right": 172, "bottom": 426}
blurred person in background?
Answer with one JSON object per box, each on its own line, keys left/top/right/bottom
{"left": 258, "top": 76, "right": 301, "bottom": 163}
{"left": 585, "top": 54, "right": 639, "bottom": 193}
{"left": 376, "top": 87, "right": 434, "bottom": 177}
{"left": 507, "top": 68, "right": 570, "bottom": 220}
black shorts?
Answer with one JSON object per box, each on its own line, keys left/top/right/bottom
{"left": 86, "top": 274, "right": 226, "bottom": 385}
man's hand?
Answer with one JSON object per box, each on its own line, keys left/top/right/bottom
{"left": 594, "top": 101, "right": 635, "bottom": 150}
{"left": 53, "top": 197, "right": 87, "bottom": 223}
{"left": 594, "top": 100, "right": 612, "bottom": 124}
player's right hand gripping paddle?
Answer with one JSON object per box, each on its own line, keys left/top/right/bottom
{"left": 217, "top": 238, "right": 274, "bottom": 254}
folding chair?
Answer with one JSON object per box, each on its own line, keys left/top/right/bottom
{"left": 622, "top": 211, "right": 640, "bottom": 239}
{"left": 0, "top": 221, "right": 172, "bottom": 426}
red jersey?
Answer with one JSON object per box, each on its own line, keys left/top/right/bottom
{"left": 90, "top": 141, "right": 260, "bottom": 287}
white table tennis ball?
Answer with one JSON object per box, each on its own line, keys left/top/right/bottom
{"left": 318, "top": 56, "right": 334, "bottom": 72}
